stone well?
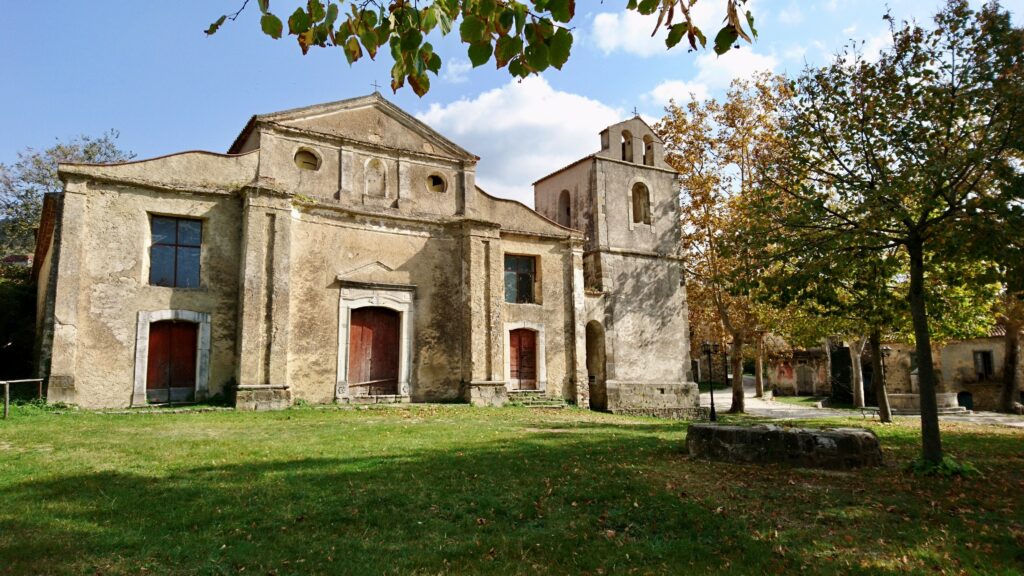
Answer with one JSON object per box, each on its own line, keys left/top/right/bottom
{"left": 686, "top": 424, "right": 883, "bottom": 469}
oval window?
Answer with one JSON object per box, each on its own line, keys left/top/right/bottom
{"left": 427, "top": 174, "right": 447, "bottom": 193}
{"left": 294, "top": 149, "right": 320, "bottom": 171}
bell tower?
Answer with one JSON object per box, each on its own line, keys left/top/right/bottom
{"left": 533, "top": 116, "right": 698, "bottom": 416}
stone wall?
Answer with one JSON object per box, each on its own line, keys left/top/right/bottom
{"left": 686, "top": 424, "right": 883, "bottom": 469}
{"left": 606, "top": 380, "right": 700, "bottom": 418}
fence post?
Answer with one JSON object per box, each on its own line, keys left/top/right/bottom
{"left": 3, "top": 382, "right": 8, "bottom": 420}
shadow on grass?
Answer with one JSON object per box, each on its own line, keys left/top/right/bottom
{"left": 1, "top": 414, "right": 1022, "bottom": 575}
{"left": 0, "top": 433, "right": 767, "bottom": 576}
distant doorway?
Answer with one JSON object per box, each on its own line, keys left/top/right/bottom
{"left": 957, "top": 391, "right": 974, "bottom": 410}
{"left": 509, "top": 328, "right": 538, "bottom": 390}
{"left": 146, "top": 320, "right": 198, "bottom": 404}
{"left": 586, "top": 321, "right": 607, "bottom": 411}
{"left": 348, "top": 307, "right": 401, "bottom": 396}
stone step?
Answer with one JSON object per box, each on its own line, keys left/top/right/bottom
{"left": 507, "top": 391, "right": 569, "bottom": 408}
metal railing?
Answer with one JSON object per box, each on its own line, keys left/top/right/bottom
{"left": 2, "top": 379, "right": 45, "bottom": 419}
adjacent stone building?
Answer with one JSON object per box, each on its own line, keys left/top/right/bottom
{"left": 766, "top": 332, "right": 1024, "bottom": 412}
{"left": 33, "top": 94, "right": 698, "bottom": 413}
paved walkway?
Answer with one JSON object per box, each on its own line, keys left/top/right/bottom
{"left": 701, "top": 377, "right": 1024, "bottom": 429}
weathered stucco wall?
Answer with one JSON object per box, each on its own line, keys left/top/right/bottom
{"left": 286, "top": 209, "right": 464, "bottom": 403}
{"left": 47, "top": 179, "right": 242, "bottom": 408}
{"left": 534, "top": 160, "right": 592, "bottom": 231}
{"left": 500, "top": 235, "right": 577, "bottom": 400}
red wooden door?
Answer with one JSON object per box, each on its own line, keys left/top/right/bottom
{"left": 146, "top": 321, "right": 198, "bottom": 403}
{"left": 348, "top": 307, "right": 401, "bottom": 396}
{"left": 509, "top": 329, "right": 537, "bottom": 390}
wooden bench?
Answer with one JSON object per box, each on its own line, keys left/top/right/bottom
{"left": 860, "top": 406, "right": 880, "bottom": 420}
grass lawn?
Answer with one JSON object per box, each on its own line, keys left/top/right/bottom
{"left": 1, "top": 405, "right": 1023, "bottom": 575}
{"left": 773, "top": 395, "right": 830, "bottom": 407}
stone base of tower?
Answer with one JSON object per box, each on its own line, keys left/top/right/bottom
{"left": 605, "top": 381, "right": 701, "bottom": 419}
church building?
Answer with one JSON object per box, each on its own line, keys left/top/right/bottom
{"left": 33, "top": 93, "right": 698, "bottom": 414}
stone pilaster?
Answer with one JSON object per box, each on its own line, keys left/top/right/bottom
{"left": 460, "top": 222, "right": 506, "bottom": 404}
{"left": 234, "top": 188, "right": 293, "bottom": 409}
{"left": 569, "top": 242, "right": 589, "bottom": 408}
{"left": 45, "top": 183, "right": 88, "bottom": 404}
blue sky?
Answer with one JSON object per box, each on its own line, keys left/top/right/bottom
{"left": 2, "top": 0, "right": 1021, "bottom": 205}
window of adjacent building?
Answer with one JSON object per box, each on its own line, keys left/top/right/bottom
{"left": 427, "top": 174, "right": 447, "bottom": 193}
{"left": 150, "top": 216, "right": 202, "bottom": 288}
{"left": 973, "top": 350, "right": 994, "bottom": 380}
{"left": 631, "top": 182, "right": 651, "bottom": 225}
{"left": 294, "top": 149, "right": 320, "bottom": 171}
{"left": 504, "top": 255, "right": 538, "bottom": 304}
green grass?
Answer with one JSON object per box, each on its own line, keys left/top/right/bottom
{"left": 2, "top": 405, "right": 1023, "bottom": 575}
{"left": 773, "top": 395, "right": 829, "bottom": 406}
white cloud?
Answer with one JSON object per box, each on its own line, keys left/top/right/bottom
{"left": 692, "top": 46, "right": 778, "bottom": 90}
{"left": 442, "top": 59, "right": 472, "bottom": 84}
{"left": 861, "top": 30, "right": 892, "bottom": 62}
{"left": 645, "top": 43, "right": 777, "bottom": 113}
{"left": 647, "top": 80, "right": 709, "bottom": 107}
{"left": 591, "top": 2, "right": 763, "bottom": 58}
{"left": 417, "top": 77, "right": 623, "bottom": 206}
{"left": 778, "top": 2, "right": 804, "bottom": 24}
{"left": 783, "top": 45, "right": 807, "bottom": 61}
{"left": 591, "top": 10, "right": 667, "bottom": 57}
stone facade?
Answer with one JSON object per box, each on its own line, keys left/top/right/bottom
{"left": 34, "top": 94, "right": 698, "bottom": 413}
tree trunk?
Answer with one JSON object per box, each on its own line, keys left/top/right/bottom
{"left": 754, "top": 333, "right": 765, "bottom": 398}
{"left": 870, "top": 330, "right": 893, "bottom": 423}
{"left": 1001, "top": 322, "right": 1021, "bottom": 413}
{"left": 850, "top": 336, "right": 867, "bottom": 408}
{"left": 821, "top": 337, "right": 832, "bottom": 397}
{"left": 728, "top": 335, "right": 745, "bottom": 413}
{"left": 907, "top": 238, "right": 942, "bottom": 463}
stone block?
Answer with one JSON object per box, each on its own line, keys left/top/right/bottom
{"left": 606, "top": 381, "right": 699, "bottom": 417}
{"left": 686, "top": 424, "right": 883, "bottom": 469}
{"left": 466, "top": 381, "right": 508, "bottom": 407}
{"left": 234, "top": 384, "right": 292, "bottom": 411}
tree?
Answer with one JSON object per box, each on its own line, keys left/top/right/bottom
{"left": 764, "top": 1, "right": 1024, "bottom": 463}
{"left": 657, "top": 72, "right": 789, "bottom": 413}
{"left": 205, "top": 0, "right": 757, "bottom": 96}
{"left": 966, "top": 167, "right": 1024, "bottom": 412}
{"left": 1, "top": 131, "right": 133, "bottom": 257}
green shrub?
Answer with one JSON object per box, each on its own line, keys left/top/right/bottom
{"left": 907, "top": 455, "right": 980, "bottom": 478}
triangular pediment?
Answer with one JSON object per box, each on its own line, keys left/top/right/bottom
{"left": 250, "top": 93, "right": 476, "bottom": 161}
{"left": 336, "top": 260, "right": 411, "bottom": 286}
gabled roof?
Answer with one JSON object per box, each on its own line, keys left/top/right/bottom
{"left": 227, "top": 92, "right": 478, "bottom": 162}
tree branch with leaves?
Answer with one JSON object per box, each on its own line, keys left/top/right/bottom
{"left": 206, "top": 0, "right": 757, "bottom": 96}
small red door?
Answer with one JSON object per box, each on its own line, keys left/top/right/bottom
{"left": 349, "top": 307, "right": 401, "bottom": 396}
{"left": 510, "top": 329, "right": 537, "bottom": 390}
{"left": 146, "top": 321, "right": 198, "bottom": 403}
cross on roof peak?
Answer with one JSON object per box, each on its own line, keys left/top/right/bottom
{"left": 371, "top": 80, "right": 382, "bottom": 93}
